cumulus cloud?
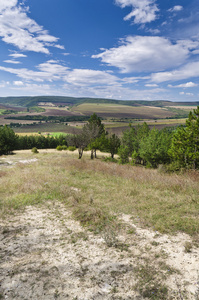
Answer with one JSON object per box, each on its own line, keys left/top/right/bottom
{"left": 168, "top": 82, "right": 198, "bottom": 88}
{"left": 13, "top": 80, "right": 23, "bottom": 86}
{"left": 151, "top": 61, "right": 199, "bottom": 83}
{"left": 92, "top": 36, "right": 190, "bottom": 73}
{"left": 0, "top": 1, "right": 63, "bottom": 53}
{"left": 115, "top": 0, "right": 159, "bottom": 24}
{"left": 180, "top": 91, "right": 194, "bottom": 96}
{"left": 168, "top": 5, "right": 183, "bottom": 12}
{"left": 0, "top": 60, "right": 69, "bottom": 82}
{"left": 0, "top": 61, "right": 119, "bottom": 89}
{"left": 0, "top": 0, "right": 17, "bottom": 12}
{"left": 64, "top": 69, "right": 120, "bottom": 86}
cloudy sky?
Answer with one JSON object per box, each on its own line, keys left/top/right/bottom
{"left": 0, "top": 0, "right": 199, "bottom": 101}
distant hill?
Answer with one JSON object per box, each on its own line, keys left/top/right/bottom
{"left": 0, "top": 96, "right": 199, "bottom": 108}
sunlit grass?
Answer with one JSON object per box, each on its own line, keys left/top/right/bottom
{"left": 0, "top": 151, "right": 198, "bottom": 235}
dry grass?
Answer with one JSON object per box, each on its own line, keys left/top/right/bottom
{"left": 71, "top": 103, "right": 176, "bottom": 119}
{"left": 0, "top": 151, "right": 198, "bottom": 236}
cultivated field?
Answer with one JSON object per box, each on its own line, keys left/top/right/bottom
{"left": 71, "top": 103, "right": 178, "bottom": 119}
{"left": 0, "top": 150, "right": 198, "bottom": 299}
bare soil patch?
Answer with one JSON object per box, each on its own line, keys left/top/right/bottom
{"left": 0, "top": 202, "right": 198, "bottom": 299}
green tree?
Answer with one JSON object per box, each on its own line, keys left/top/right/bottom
{"left": 139, "top": 128, "right": 172, "bottom": 168}
{"left": 87, "top": 113, "right": 106, "bottom": 158}
{"left": 169, "top": 106, "right": 199, "bottom": 169}
{"left": 119, "top": 122, "right": 150, "bottom": 164}
{"left": 0, "top": 125, "right": 17, "bottom": 155}
{"left": 118, "top": 145, "right": 130, "bottom": 164}
{"left": 107, "top": 134, "right": 120, "bottom": 159}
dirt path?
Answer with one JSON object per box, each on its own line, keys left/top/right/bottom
{"left": 0, "top": 203, "right": 198, "bottom": 299}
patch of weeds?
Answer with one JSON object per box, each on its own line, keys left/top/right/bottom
{"left": 134, "top": 263, "right": 169, "bottom": 299}
{"left": 175, "top": 278, "right": 187, "bottom": 300}
{"left": 69, "top": 232, "right": 88, "bottom": 244}
{"left": 154, "top": 233, "right": 161, "bottom": 238}
{"left": 194, "top": 273, "right": 199, "bottom": 300}
{"left": 115, "top": 242, "right": 129, "bottom": 252}
{"left": 102, "top": 225, "right": 129, "bottom": 251}
{"left": 151, "top": 241, "right": 159, "bottom": 246}
{"left": 145, "top": 245, "right": 152, "bottom": 251}
{"left": 102, "top": 157, "right": 118, "bottom": 163}
{"left": 111, "top": 286, "right": 118, "bottom": 293}
{"left": 72, "top": 203, "right": 115, "bottom": 233}
{"left": 193, "top": 236, "right": 199, "bottom": 248}
{"left": 54, "top": 289, "right": 59, "bottom": 299}
{"left": 158, "top": 262, "right": 179, "bottom": 275}
{"left": 127, "top": 227, "right": 136, "bottom": 234}
{"left": 141, "top": 285, "right": 168, "bottom": 299}
{"left": 102, "top": 226, "right": 118, "bottom": 247}
{"left": 159, "top": 249, "right": 168, "bottom": 259}
{"left": 2, "top": 227, "right": 10, "bottom": 234}
{"left": 184, "top": 241, "right": 193, "bottom": 253}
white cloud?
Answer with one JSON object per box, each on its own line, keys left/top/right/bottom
{"left": 10, "top": 82, "right": 54, "bottom": 95}
{"left": 145, "top": 83, "right": 158, "bottom": 87}
{"left": 168, "top": 5, "right": 183, "bottom": 12}
{"left": 0, "top": 1, "right": 62, "bottom": 54}
{"left": 179, "top": 91, "right": 194, "bottom": 96}
{"left": 4, "top": 60, "right": 21, "bottom": 64}
{"left": 0, "top": 80, "right": 10, "bottom": 88}
{"left": 9, "top": 53, "right": 27, "bottom": 58}
{"left": 64, "top": 69, "right": 120, "bottom": 86}
{"left": 13, "top": 80, "right": 23, "bottom": 86}
{"left": 37, "top": 60, "right": 69, "bottom": 78}
{"left": 92, "top": 36, "right": 190, "bottom": 73}
{"left": 0, "top": 60, "right": 69, "bottom": 82}
{"left": 115, "top": 0, "right": 159, "bottom": 24}
{"left": 0, "top": 0, "right": 17, "bottom": 12}
{"left": 54, "top": 44, "right": 65, "bottom": 50}
{"left": 168, "top": 82, "right": 198, "bottom": 88}
{"left": 151, "top": 61, "right": 199, "bottom": 83}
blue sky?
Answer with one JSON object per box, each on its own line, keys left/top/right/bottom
{"left": 0, "top": 0, "right": 199, "bottom": 101}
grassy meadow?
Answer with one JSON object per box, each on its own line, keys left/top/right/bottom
{"left": 1, "top": 150, "right": 198, "bottom": 237}
{"left": 1, "top": 150, "right": 199, "bottom": 299}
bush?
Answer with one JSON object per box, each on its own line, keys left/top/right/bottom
{"left": 31, "top": 147, "right": 39, "bottom": 154}
{"left": 68, "top": 146, "right": 76, "bottom": 151}
{"left": 56, "top": 145, "right": 63, "bottom": 151}
{"left": 62, "top": 145, "right": 68, "bottom": 150}
{"left": 103, "top": 157, "right": 118, "bottom": 163}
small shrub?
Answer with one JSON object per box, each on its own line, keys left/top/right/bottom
{"left": 31, "top": 147, "right": 39, "bottom": 154}
{"left": 103, "top": 157, "right": 118, "bottom": 163}
{"left": 56, "top": 145, "right": 63, "bottom": 151}
{"left": 184, "top": 241, "right": 192, "bottom": 253}
{"left": 68, "top": 146, "right": 76, "bottom": 151}
{"left": 62, "top": 145, "right": 68, "bottom": 150}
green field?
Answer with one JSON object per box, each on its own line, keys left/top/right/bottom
{"left": 13, "top": 122, "right": 81, "bottom": 135}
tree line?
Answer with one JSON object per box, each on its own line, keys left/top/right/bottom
{"left": 1, "top": 108, "right": 199, "bottom": 170}
{"left": 0, "top": 126, "right": 67, "bottom": 155}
